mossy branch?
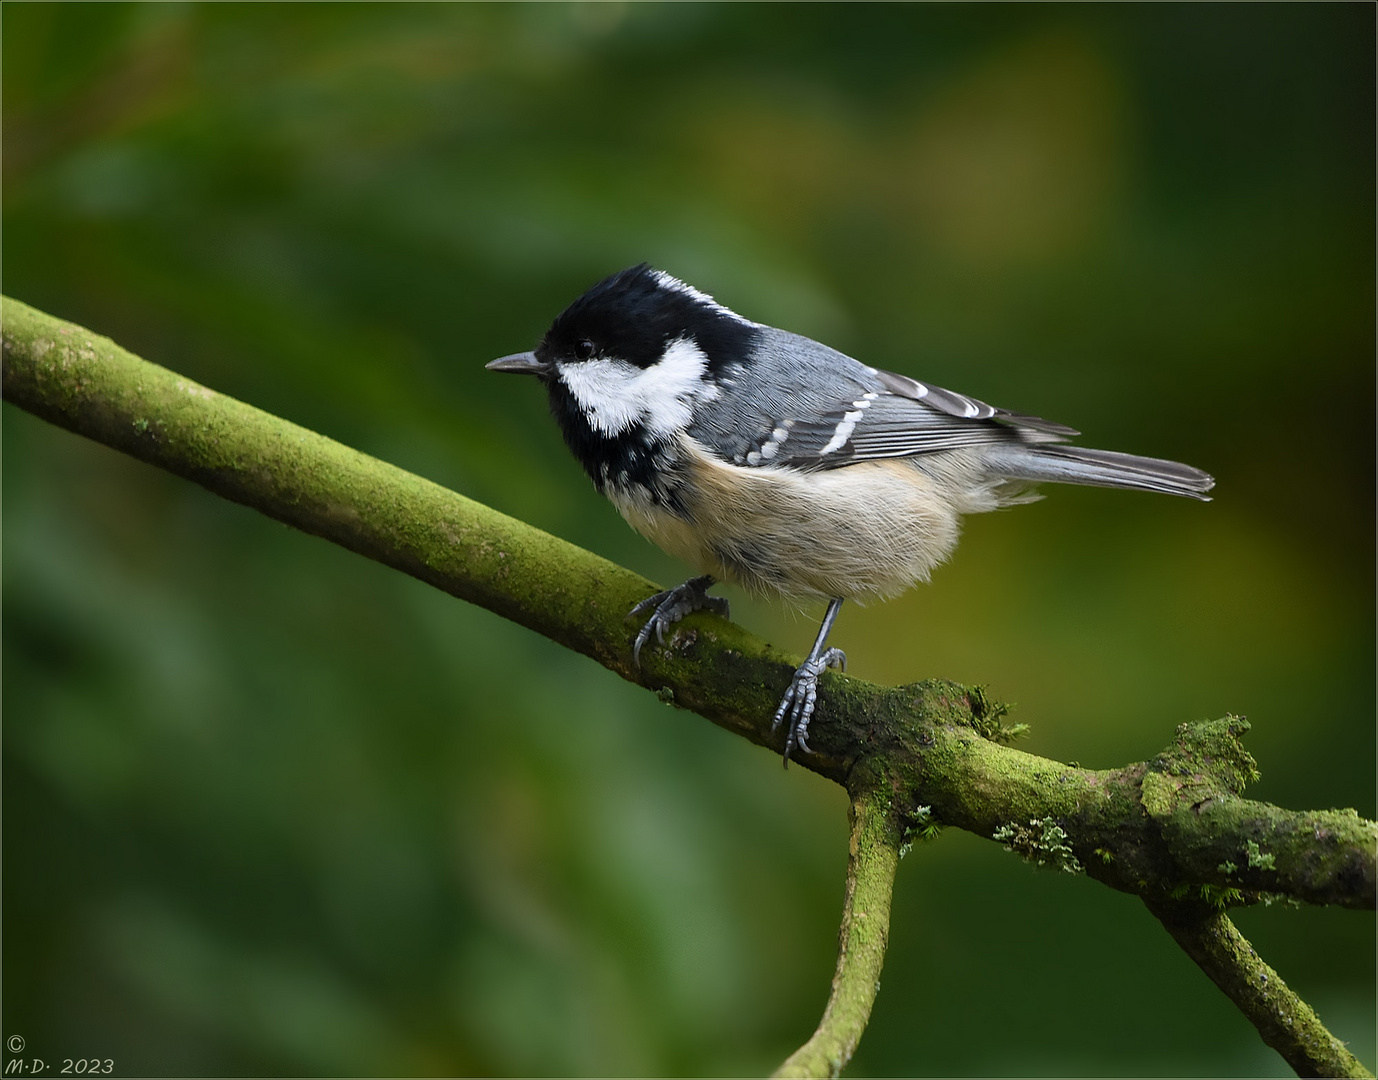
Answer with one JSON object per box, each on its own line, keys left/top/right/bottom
{"left": 774, "top": 784, "right": 902, "bottom": 1079}
{"left": 1147, "top": 899, "right": 1371, "bottom": 1078}
{"left": 4, "top": 296, "right": 1373, "bottom": 1076}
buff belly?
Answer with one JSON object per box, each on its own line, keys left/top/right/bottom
{"left": 607, "top": 442, "right": 1000, "bottom": 602}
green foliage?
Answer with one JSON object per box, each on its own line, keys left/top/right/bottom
{"left": 1170, "top": 882, "right": 1246, "bottom": 911}
{"left": 960, "top": 686, "right": 1030, "bottom": 744}
{"left": 993, "top": 817, "right": 1084, "bottom": 875}
{"left": 994, "top": 723, "right": 1032, "bottom": 745}
{"left": 1245, "top": 841, "right": 1276, "bottom": 872}
{"left": 900, "top": 805, "right": 943, "bottom": 858}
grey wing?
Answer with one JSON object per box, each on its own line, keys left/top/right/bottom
{"left": 686, "top": 331, "right": 1212, "bottom": 499}
{"left": 686, "top": 329, "right": 1074, "bottom": 469}
{"left": 774, "top": 367, "right": 1077, "bottom": 469}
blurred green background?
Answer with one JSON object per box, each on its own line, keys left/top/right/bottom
{"left": 3, "top": 4, "right": 1373, "bottom": 1076}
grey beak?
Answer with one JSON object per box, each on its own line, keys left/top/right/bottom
{"left": 486, "top": 351, "right": 551, "bottom": 376}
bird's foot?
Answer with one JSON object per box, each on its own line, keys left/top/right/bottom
{"left": 629, "top": 575, "right": 729, "bottom": 666}
{"left": 772, "top": 647, "right": 847, "bottom": 764}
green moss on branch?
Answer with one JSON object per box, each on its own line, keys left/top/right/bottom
{"left": 5, "top": 295, "right": 1372, "bottom": 908}
{"left": 1148, "top": 900, "right": 1374, "bottom": 1078}
{"left": 774, "top": 787, "right": 902, "bottom": 1079}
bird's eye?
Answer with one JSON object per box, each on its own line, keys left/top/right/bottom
{"left": 573, "top": 339, "right": 596, "bottom": 361}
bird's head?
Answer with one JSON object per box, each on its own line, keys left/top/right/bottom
{"left": 487, "top": 264, "right": 759, "bottom": 441}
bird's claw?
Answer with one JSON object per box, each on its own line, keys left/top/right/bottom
{"left": 630, "top": 575, "right": 729, "bottom": 666}
{"left": 773, "top": 647, "right": 846, "bottom": 764}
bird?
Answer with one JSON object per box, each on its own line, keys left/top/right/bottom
{"left": 487, "top": 264, "right": 1213, "bottom": 763}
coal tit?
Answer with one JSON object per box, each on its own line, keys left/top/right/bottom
{"left": 488, "top": 265, "right": 1213, "bottom": 763}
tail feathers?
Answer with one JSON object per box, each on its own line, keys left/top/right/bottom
{"left": 987, "top": 444, "right": 1215, "bottom": 501}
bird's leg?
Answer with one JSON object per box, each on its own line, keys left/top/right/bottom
{"left": 629, "top": 575, "right": 730, "bottom": 666}
{"left": 773, "top": 597, "right": 846, "bottom": 765}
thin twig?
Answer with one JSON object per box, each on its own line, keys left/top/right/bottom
{"left": 774, "top": 789, "right": 902, "bottom": 1078}
{"left": 1147, "top": 899, "right": 1372, "bottom": 1078}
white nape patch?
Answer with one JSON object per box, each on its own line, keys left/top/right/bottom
{"left": 558, "top": 336, "right": 714, "bottom": 438}
{"left": 651, "top": 270, "right": 755, "bottom": 326}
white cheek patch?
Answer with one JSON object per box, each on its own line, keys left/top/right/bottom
{"left": 558, "top": 337, "right": 714, "bottom": 438}
{"left": 558, "top": 357, "right": 643, "bottom": 436}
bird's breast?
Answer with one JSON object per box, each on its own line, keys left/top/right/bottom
{"left": 607, "top": 437, "right": 981, "bottom": 602}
